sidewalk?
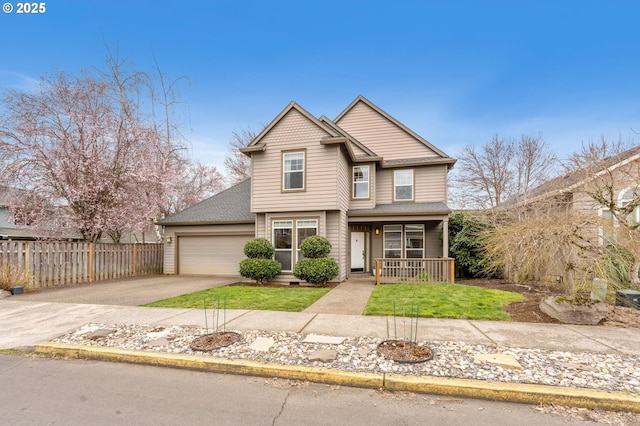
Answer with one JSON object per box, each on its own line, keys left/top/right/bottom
{"left": 2, "top": 299, "right": 640, "bottom": 412}
{"left": 2, "top": 298, "right": 639, "bottom": 355}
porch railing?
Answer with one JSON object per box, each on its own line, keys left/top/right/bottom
{"left": 375, "top": 258, "right": 455, "bottom": 285}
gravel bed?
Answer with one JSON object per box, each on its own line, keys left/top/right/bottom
{"left": 52, "top": 323, "right": 640, "bottom": 395}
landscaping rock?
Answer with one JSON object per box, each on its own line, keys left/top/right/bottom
{"left": 539, "top": 296, "right": 608, "bottom": 325}
{"left": 84, "top": 328, "right": 117, "bottom": 340}
{"left": 308, "top": 349, "right": 337, "bottom": 362}
{"left": 0, "top": 289, "right": 11, "bottom": 298}
{"left": 473, "top": 353, "right": 523, "bottom": 370}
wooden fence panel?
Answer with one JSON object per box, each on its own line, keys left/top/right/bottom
{"left": 0, "top": 241, "right": 163, "bottom": 289}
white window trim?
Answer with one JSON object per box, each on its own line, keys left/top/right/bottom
{"left": 352, "top": 165, "right": 370, "bottom": 199}
{"left": 282, "top": 151, "right": 305, "bottom": 191}
{"left": 272, "top": 218, "right": 318, "bottom": 271}
{"left": 393, "top": 169, "right": 414, "bottom": 201}
{"left": 383, "top": 224, "right": 425, "bottom": 258}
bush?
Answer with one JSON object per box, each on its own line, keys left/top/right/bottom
{"left": 448, "top": 212, "right": 491, "bottom": 277}
{"left": 299, "top": 235, "right": 332, "bottom": 258}
{"left": 243, "top": 238, "right": 275, "bottom": 259}
{"left": 239, "top": 258, "right": 281, "bottom": 283}
{"left": 293, "top": 257, "right": 339, "bottom": 286}
{"left": 0, "top": 263, "right": 28, "bottom": 291}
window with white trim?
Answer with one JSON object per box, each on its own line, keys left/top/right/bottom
{"left": 272, "top": 219, "right": 318, "bottom": 271}
{"left": 394, "top": 169, "right": 413, "bottom": 201}
{"left": 283, "top": 152, "right": 305, "bottom": 191}
{"left": 353, "top": 165, "right": 370, "bottom": 199}
{"left": 273, "top": 220, "right": 293, "bottom": 271}
{"left": 296, "top": 219, "right": 318, "bottom": 261}
{"left": 383, "top": 224, "right": 424, "bottom": 258}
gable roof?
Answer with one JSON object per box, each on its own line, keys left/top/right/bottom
{"left": 334, "top": 95, "right": 453, "bottom": 160}
{"left": 506, "top": 145, "right": 640, "bottom": 207}
{"left": 241, "top": 96, "right": 456, "bottom": 169}
{"left": 158, "top": 179, "right": 254, "bottom": 225}
{"left": 240, "top": 102, "right": 338, "bottom": 154}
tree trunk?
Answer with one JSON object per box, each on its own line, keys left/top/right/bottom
{"left": 630, "top": 260, "right": 640, "bottom": 287}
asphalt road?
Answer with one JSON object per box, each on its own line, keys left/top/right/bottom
{"left": 0, "top": 354, "right": 586, "bottom": 426}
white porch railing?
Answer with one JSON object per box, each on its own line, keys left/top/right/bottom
{"left": 375, "top": 258, "right": 455, "bottom": 285}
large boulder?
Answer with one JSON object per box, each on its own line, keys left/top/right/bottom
{"left": 539, "top": 296, "right": 608, "bottom": 325}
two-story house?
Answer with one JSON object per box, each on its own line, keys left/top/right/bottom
{"left": 160, "top": 96, "right": 456, "bottom": 282}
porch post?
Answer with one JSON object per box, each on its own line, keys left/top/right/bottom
{"left": 442, "top": 217, "right": 449, "bottom": 257}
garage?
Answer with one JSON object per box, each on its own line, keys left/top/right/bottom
{"left": 177, "top": 234, "right": 251, "bottom": 275}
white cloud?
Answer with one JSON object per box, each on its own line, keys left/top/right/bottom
{"left": 0, "top": 70, "right": 39, "bottom": 92}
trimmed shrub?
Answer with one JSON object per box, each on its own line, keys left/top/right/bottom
{"left": 293, "top": 257, "right": 339, "bottom": 286}
{"left": 243, "top": 238, "right": 275, "bottom": 259}
{"left": 239, "top": 258, "right": 281, "bottom": 283}
{"left": 299, "top": 235, "right": 332, "bottom": 258}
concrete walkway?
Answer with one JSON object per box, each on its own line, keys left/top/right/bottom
{"left": 303, "top": 275, "right": 375, "bottom": 315}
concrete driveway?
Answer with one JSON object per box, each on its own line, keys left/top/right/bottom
{"left": 12, "top": 275, "right": 238, "bottom": 306}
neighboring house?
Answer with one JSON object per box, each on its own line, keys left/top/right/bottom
{"left": 160, "top": 96, "right": 456, "bottom": 282}
{"left": 507, "top": 145, "right": 640, "bottom": 243}
{"left": 0, "top": 186, "right": 83, "bottom": 241}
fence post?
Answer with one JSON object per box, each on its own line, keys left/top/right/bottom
{"left": 88, "top": 243, "right": 94, "bottom": 282}
{"left": 132, "top": 244, "right": 137, "bottom": 277}
{"left": 375, "top": 259, "right": 381, "bottom": 285}
{"left": 24, "top": 242, "right": 30, "bottom": 285}
{"left": 449, "top": 259, "right": 455, "bottom": 283}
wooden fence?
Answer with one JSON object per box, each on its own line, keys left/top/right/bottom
{"left": 375, "top": 258, "right": 455, "bottom": 285}
{"left": 0, "top": 241, "right": 163, "bottom": 289}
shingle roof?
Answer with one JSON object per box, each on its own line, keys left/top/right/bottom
{"left": 158, "top": 179, "right": 254, "bottom": 225}
{"left": 503, "top": 145, "right": 640, "bottom": 207}
{"left": 348, "top": 202, "right": 451, "bottom": 216}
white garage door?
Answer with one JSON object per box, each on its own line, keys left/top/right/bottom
{"left": 178, "top": 235, "right": 250, "bottom": 275}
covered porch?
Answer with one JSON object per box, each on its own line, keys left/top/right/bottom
{"left": 347, "top": 203, "right": 453, "bottom": 284}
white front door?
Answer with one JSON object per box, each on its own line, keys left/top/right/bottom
{"left": 350, "top": 231, "right": 365, "bottom": 271}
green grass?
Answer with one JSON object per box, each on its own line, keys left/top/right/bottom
{"left": 364, "top": 283, "right": 523, "bottom": 321}
{"left": 141, "top": 285, "right": 332, "bottom": 312}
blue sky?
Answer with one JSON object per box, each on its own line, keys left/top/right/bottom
{"left": 1, "top": 0, "right": 639, "bottom": 173}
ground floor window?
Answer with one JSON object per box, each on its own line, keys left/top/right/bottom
{"left": 273, "top": 219, "right": 318, "bottom": 271}
{"left": 383, "top": 224, "right": 424, "bottom": 258}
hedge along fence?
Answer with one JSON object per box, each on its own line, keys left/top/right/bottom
{"left": 0, "top": 241, "right": 163, "bottom": 289}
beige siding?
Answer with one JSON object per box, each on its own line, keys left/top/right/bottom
{"left": 336, "top": 101, "right": 439, "bottom": 161}
{"left": 251, "top": 108, "right": 341, "bottom": 213}
{"left": 256, "top": 213, "right": 266, "bottom": 239}
{"left": 376, "top": 165, "right": 447, "bottom": 204}
{"left": 337, "top": 149, "right": 351, "bottom": 211}
{"left": 349, "top": 162, "right": 376, "bottom": 210}
{"left": 327, "top": 211, "right": 347, "bottom": 281}
{"left": 163, "top": 223, "right": 255, "bottom": 275}
{"left": 425, "top": 222, "right": 443, "bottom": 257}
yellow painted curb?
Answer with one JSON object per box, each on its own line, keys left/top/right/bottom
{"left": 33, "top": 342, "right": 640, "bottom": 413}
{"left": 33, "top": 342, "right": 384, "bottom": 389}
{"left": 385, "top": 374, "right": 640, "bottom": 413}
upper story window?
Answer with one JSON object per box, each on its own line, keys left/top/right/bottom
{"left": 394, "top": 169, "right": 413, "bottom": 201}
{"left": 352, "top": 166, "right": 370, "bottom": 199}
{"left": 283, "top": 151, "right": 305, "bottom": 191}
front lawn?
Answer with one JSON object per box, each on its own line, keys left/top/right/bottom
{"left": 364, "top": 283, "right": 523, "bottom": 320}
{"left": 141, "top": 285, "right": 331, "bottom": 312}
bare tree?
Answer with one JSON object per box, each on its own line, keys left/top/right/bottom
{"left": 452, "top": 134, "right": 558, "bottom": 209}
{"left": 224, "top": 127, "right": 257, "bottom": 184}
{"left": 564, "top": 137, "right": 640, "bottom": 286}
{"left": 513, "top": 133, "right": 558, "bottom": 201}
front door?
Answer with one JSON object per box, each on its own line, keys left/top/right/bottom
{"left": 350, "top": 231, "right": 365, "bottom": 272}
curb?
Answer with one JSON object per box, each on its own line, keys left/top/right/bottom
{"left": 33, "top": 342, "right": 640, "bottom": 413}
